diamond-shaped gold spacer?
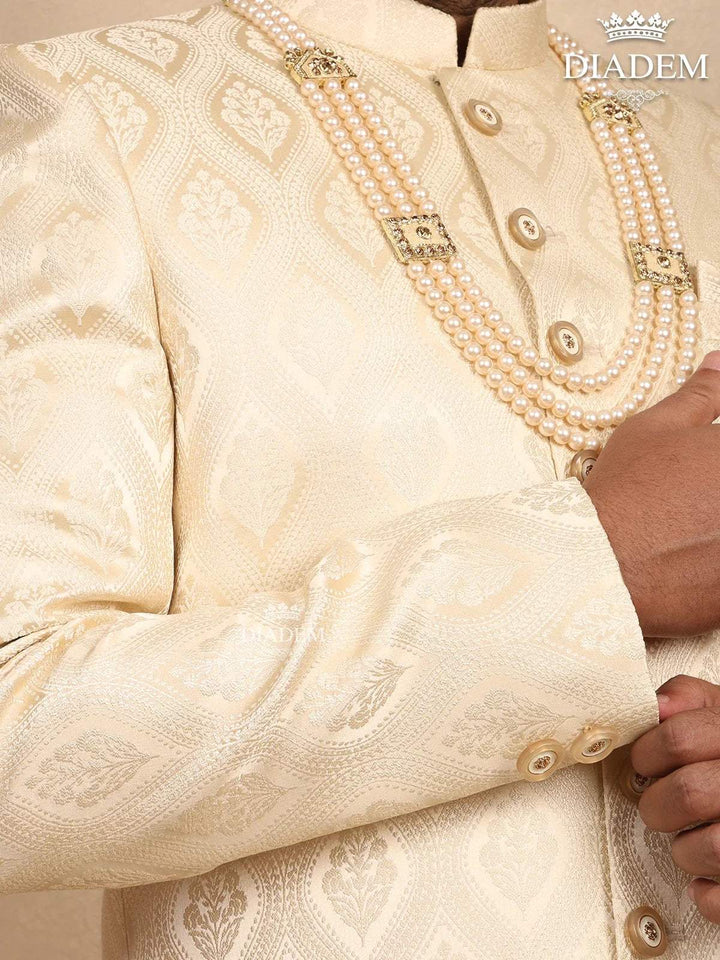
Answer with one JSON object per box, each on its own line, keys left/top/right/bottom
{"left": 381, "top": 214, "right": 457, "bottom": 264}
{"left": 628, "top": 241, "right": 693, "bottom": 293}
{"left": 580, "top": 93, "right": 642, "bottom": 133}
{"left": 285, "top": 47, "right": 356, "bottom": 86}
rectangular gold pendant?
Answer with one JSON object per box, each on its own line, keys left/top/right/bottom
{"left": 285, "top": 48, "right": 356, "bottom": 85}
{"left": 629, "top": 241, "right": 693, "bottom": 292}
{"left": 381, "top": 214, "right": 457, "bottom": 263}
{"left": 580, "top": 94, "right": 642, "bottom": 134}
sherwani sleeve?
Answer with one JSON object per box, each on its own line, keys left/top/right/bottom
{"left": 0, "top": 44, "right": 659, "bottom": 893}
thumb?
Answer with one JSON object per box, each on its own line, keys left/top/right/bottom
{"left": 656, "top": 674, "right": 720, "bottom": 721}
{"left": 649, "top": 352, "right": 720, "bottom": 429}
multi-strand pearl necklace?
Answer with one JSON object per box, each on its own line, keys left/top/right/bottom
{"left": 222, "top": 0, "right": 699, "bottom": 470}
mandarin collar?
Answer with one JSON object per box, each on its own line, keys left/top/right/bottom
{"left": 278, "top": 0, "right": 549, "bottom": 72}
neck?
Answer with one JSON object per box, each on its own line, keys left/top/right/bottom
{"left": 414, "top": 0, "right": 525, "bottom": 65}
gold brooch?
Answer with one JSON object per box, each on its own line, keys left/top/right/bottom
{"left": 381, "top": 214, "right": 457, "bottom": 263}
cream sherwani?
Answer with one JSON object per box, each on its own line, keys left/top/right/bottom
{"left": 1, "top": 0, "right": 720, "bottom": 957}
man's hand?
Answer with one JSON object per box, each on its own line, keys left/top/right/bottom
{"left": 632, "top": 675, "right": 720, "bottom": 921}
{"left": 584, "top": 352, "right": 720, "bottom": 638}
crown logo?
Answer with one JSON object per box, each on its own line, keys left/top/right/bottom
{"left": 597, "top": 11, "right": 675, "bottom": 42}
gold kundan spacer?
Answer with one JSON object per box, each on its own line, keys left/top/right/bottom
{"left": 629, "top": 242, "right": 692, "bottom": 292}
{"left": 284, "top": 47, "right": 356, "bottom": 85}
{"left": 381, "top": 214, "right": 457, "bottom": 263}
{"left": 580, "top": 92, "right": 642, "bottom": 133}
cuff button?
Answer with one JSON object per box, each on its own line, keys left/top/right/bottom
{"left": 570, "top": 726, "right": 618, "bottom": 764}
{"left": 625, "top": 906, "right": 667, "bottom": 957}
{"left": 618, "top": 757, "right": 654, "bottom": 802}
{"left": 517, "top": 739, "right": 564, "bottom": 782}
{"left": 568, "top": 449, "right": 599, "bottom": 483}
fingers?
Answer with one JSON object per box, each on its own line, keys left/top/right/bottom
{"left": 638, "top": 680, "right": 720, "bottom": 920}
{"left": 648, "top": 351, "right": 720, "bottom": 428}
{"left": 689, "top": 879, "right": 720, "bottom": 923}
{"left": 632, "top": 705, "right": 720, "bottom": 779}
{"left": 672, "top": 823, "right": 720, "bottom": 876}
{"left": 638, "top": 760, "right": 720, "bottom": 832}
{"left": 656, "top": 674, "right": 720, "bottom": 722}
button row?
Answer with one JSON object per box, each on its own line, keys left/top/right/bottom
{"left": 621, "top": 759, "right": 665, "bottom": 957}
{"left": 461, "top": 97, "right": 549, "bottom": 257}
{"left": 462, "top": 94, "right": 595, "bottom": 481}
{"left": 516, "top": 725, "right": 619, "bottom": 782}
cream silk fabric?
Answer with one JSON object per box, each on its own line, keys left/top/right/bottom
{"left": 1, "top": 0, "right": 720, "bottom": 957}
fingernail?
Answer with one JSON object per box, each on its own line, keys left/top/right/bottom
{"left": 657, "top": 694, "right": 670, "bottom": 705}
{"left": 699, "top": 351, "right": 720, "bottom": 372}
{"left": 688, "top": 883, "right": 697, "bottom": 903}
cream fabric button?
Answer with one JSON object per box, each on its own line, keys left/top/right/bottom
{"left": 463, "top": 99, "right": 503, "bottom": 136}
{"left": 517, "top": 739, "right": 564, "bottom": 782}
{"left": 508, "top": 208, "right": 546, "bottom": 250}
{"left": 625, "top": 906, "right": 667, "bottom": 957}
{"left": 548, "top": 321, "right": 584, "bottom": 363}
{"left": 570, "top": 726, "right": 618, "bottom": 764}
{"left": 618, "top": 757, "right": 653, "bottom": 803}
{"left": 568, "top": 449, "right": 599, "bottom": 483}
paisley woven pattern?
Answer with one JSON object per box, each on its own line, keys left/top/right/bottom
{"left": 1, "top": 1, "right": 720, "bottom": 957}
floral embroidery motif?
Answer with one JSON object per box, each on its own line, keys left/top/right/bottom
{"left": 370, "top": 398, "right": 446, "bottom": 503}
{"left": 322, "top": 828, "right": 397, "bottom": 941}
{"left": 221, "top": 79, "right": 291, "bottom": 161}
{"left": 63, "top": 462, "right": 133, "bottom": 571}
{"left": 183, "top": 867, "right": 247, "bottom": 960}
{"left": 328, "top": 659, "right": 407, "bottom": 731}
{"left": 457, "top": 191, "right": 495, "bottom": 249}
{"left": 0, "top": 350, "right": 49, "bottom": 455}
{"left": 26, "top": 732, "right": 152, "bottom": 807}
{"left": 218, "top": 421, "right": 297, "bottom": 542}
{"left": 183, "top": 772, "right": 286, "bottom": 835}
{"left": 512, "top": 482, "right": 592, "bottom": 516}
{"left": 178, "top": 169, "right": 252, "bottom": 269}
{"left": 83, "top": 75, "right": 148, "bottom": 160}
{"left": 403, "top": 540, "right": 521, "bottom": 607}
{"left": 19, "top": 40, "right": 75, "bottom": 81}
{"left": 106, "top": 26, "right": 179, "bottom": 70}
{"left": 574, "top": 592, "right": 646, "bottom": 658}
{"left": 296, "top": 657, "right": 407, "bottom": 731}
{"left": 443, "top": 691, "right": 562, "bottom": 759}
{"left": 479, "top": 799, "right": 559, "bottom": 906}
{"left": 277, "top": 273, "right": 355, "bottom": 399}
{"left": 40, "top": 211, "right": 114, "bottom": 322}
